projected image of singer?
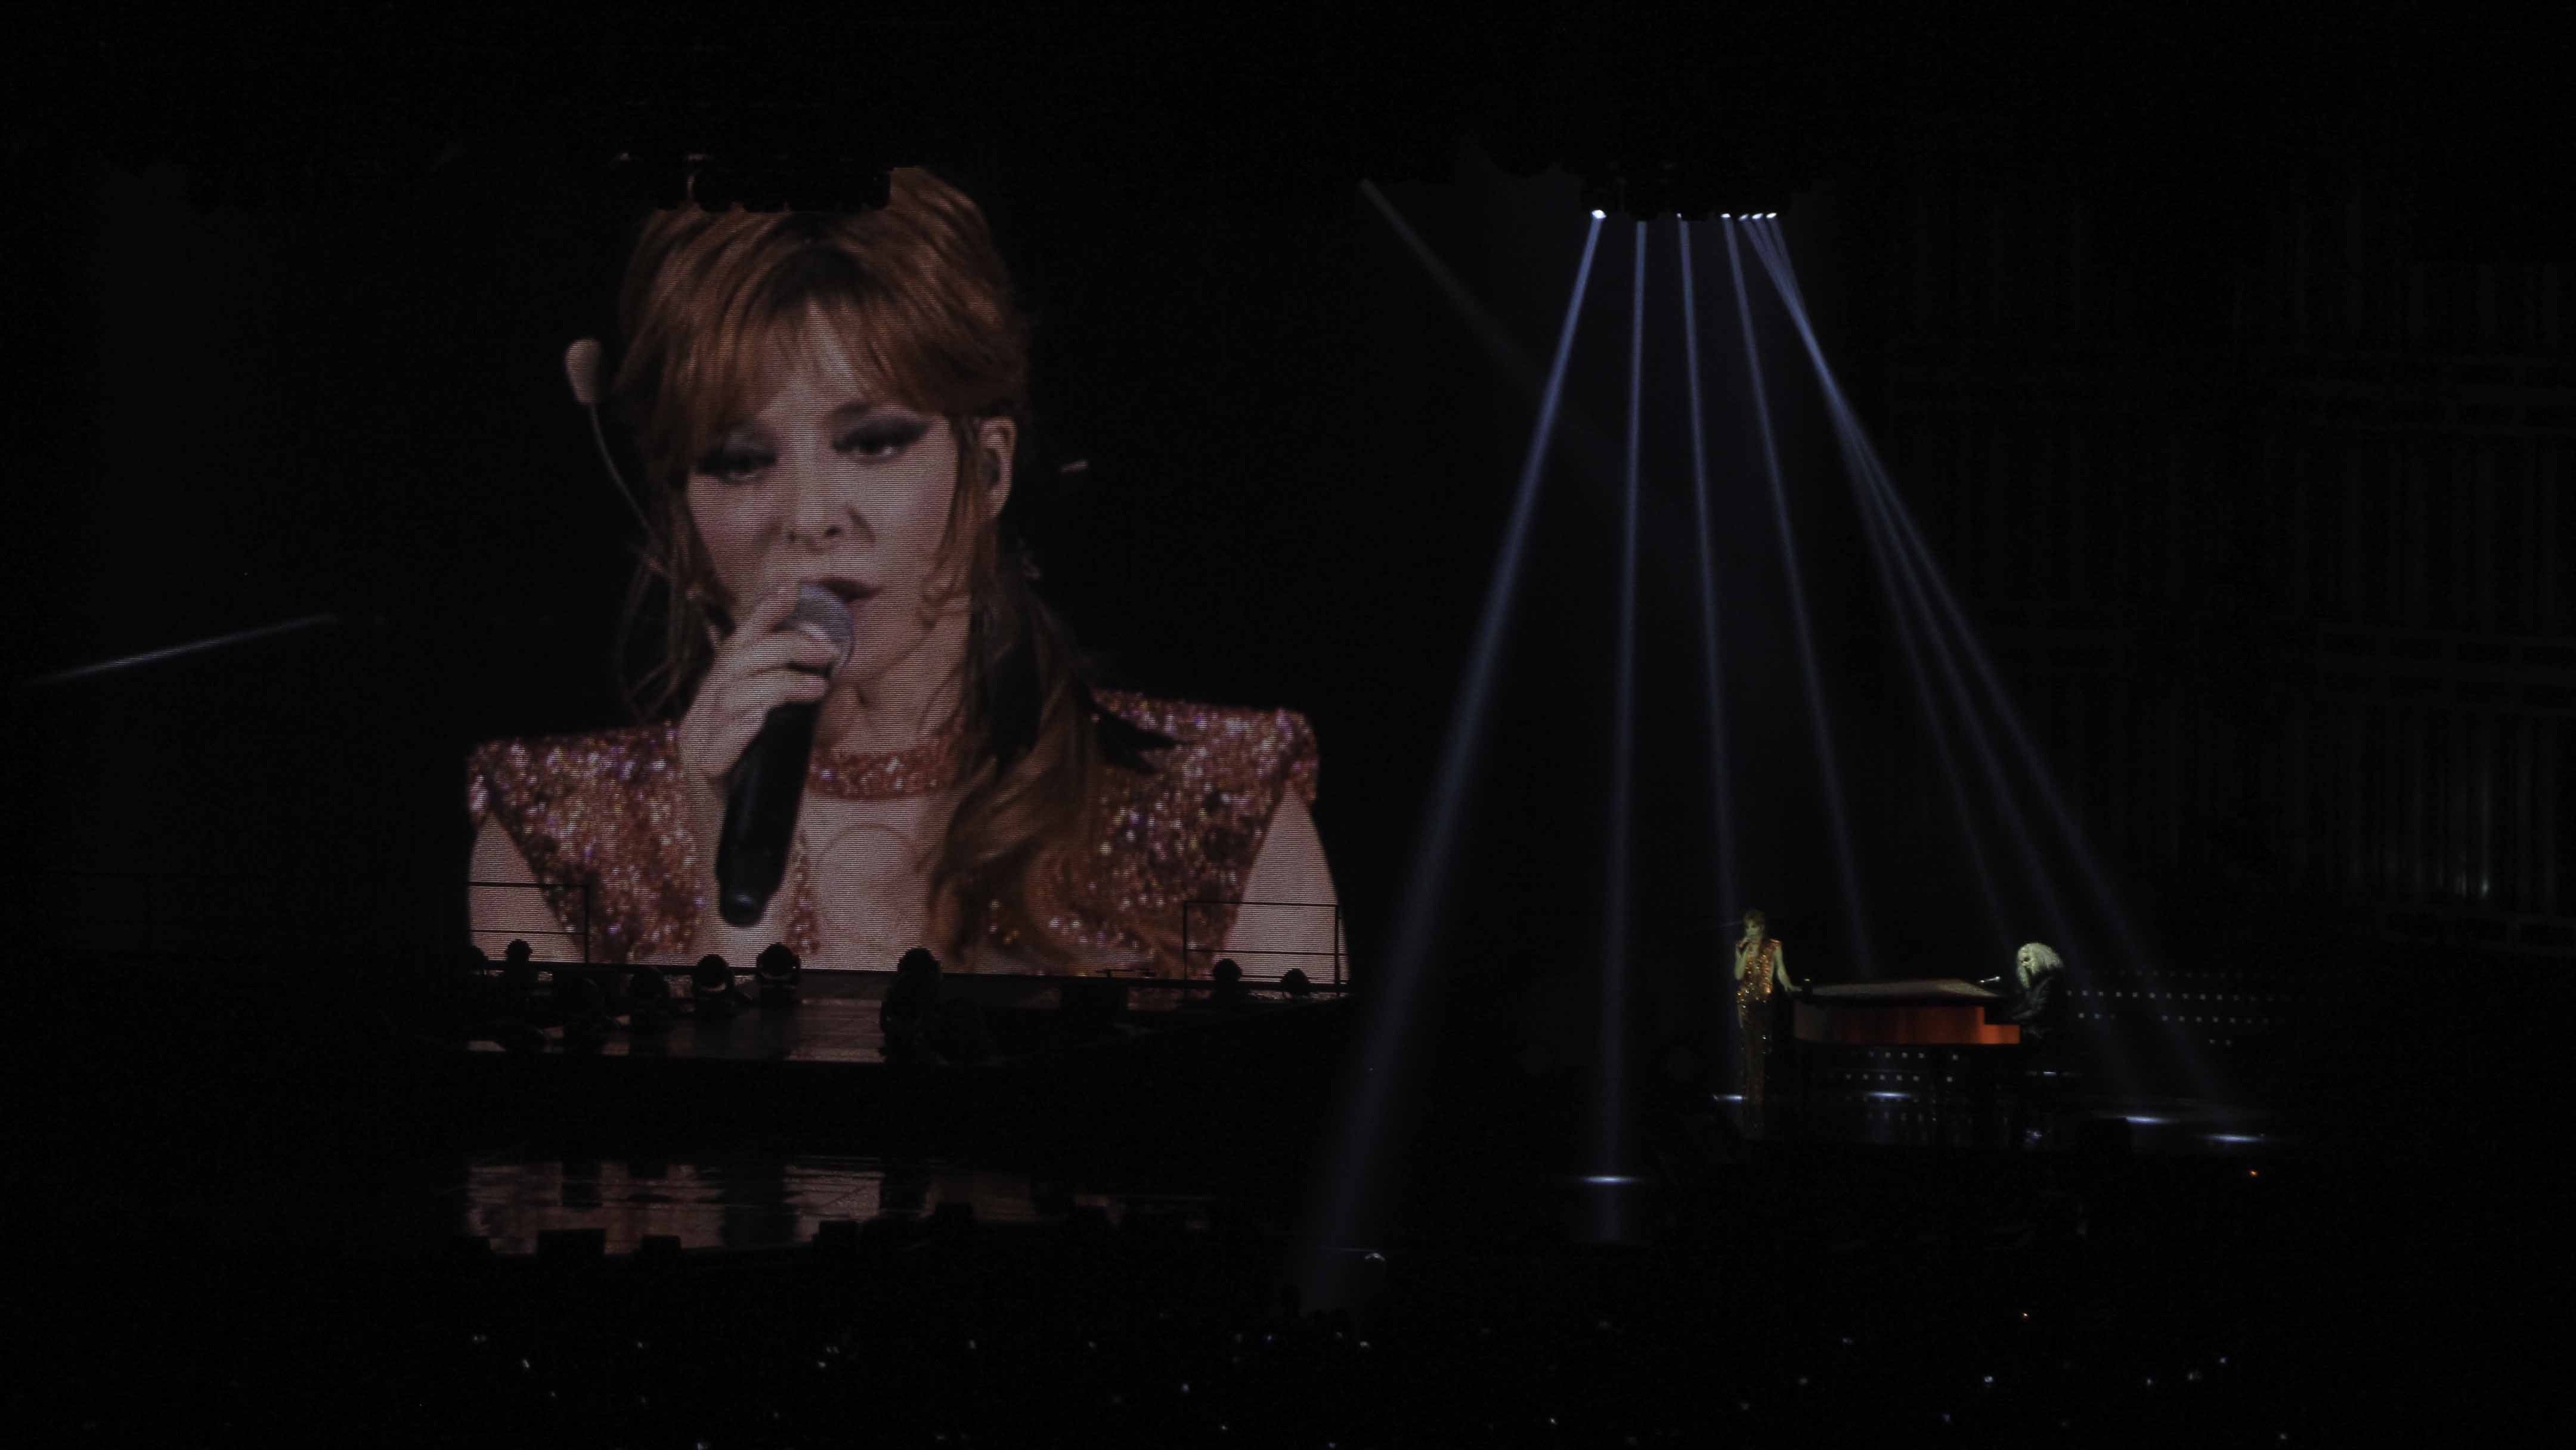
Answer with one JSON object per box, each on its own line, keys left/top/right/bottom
{"left": 466, "top": 168, "right": 1339, "bottom": 976}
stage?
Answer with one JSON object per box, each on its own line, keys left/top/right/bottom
{"left": 402, "top": 962, "right": 2312, "bottom": 1260}
{"left": 456, "top": 966, "right": 1333, "bottom": 1064}
{"left": 21, "top": 952, "right": 2445, "bottom": 1447}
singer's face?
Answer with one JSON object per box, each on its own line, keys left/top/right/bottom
{"left": 685, "top": 315, "right": 1014, "bottom": 689}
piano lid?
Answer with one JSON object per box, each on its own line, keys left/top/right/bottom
{"left": 1806, "top": 978, "right": 2008, "bottom": 1003}
{"left": 1794, "top": 979, "right": 2021, "bottom": 1046}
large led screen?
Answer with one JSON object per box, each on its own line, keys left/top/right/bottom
{"left": 466, "top": 168, "right": 1345, "bottom": 978}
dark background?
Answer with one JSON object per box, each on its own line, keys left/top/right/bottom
{"left": 12, "top": 8, "right": 2571, "bottom": 1070}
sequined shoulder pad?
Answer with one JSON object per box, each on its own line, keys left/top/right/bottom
{"left": 1074, "top": 690, "right": 1320, "bottom": 965}
{"left": 466, "top": 723, "right": 702, "bottom": 965}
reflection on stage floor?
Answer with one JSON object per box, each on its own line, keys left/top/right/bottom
{"left": 455, "top": 967, "right": 1306, "bottom": 1064}
{"left": 1713, "top": 1085, "right": 2289, "bottom": 1154}
{"left": 444, "top": 1151, "right": 1210, "bottom": 1256}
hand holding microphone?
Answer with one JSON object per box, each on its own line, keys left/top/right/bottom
{"left": 675, "top": 581, "right": 856, "bottom": 928}
{"left": 566, "top": 340, "right": 859, "bottom": 930}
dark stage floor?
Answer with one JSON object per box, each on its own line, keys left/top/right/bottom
{"left": 416, "top": 969, "right": 2301, "bottom": 1258}
{"left": 23, "top": 955, "right": 2492, "bottom": 1442}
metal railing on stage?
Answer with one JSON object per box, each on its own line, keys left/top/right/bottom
{"left": 465, "top": 880, "right": 595, "bottom": 965}
{"left": 1178, "top": 898, "right": 1345, "bottom": 989}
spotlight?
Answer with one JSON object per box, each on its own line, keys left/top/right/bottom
{"left": 1591, "top": 209, "right": 1605, "bottom": 219}
{"left": 690, "top": 955, "right": 747, "bottom": 1018}
{"left": 624, "top": 967, "right": 674, "bottom": 1033}
{"left": 755, "top": 942, "right": 802, "bottom": 1009}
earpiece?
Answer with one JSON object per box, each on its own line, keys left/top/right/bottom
{"left": 564, "top": 337, "right": 603, "bottom": 408}
{"left": 565, "top": 337, "right": 654, "bottom": 534}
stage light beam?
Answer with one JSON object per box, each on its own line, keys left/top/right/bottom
{"left": 1595, "top": 221, "right": 1647, "bottom": 1238}
{"left": 1720, "top": 222, "right": 1877, "bottom": 976}
{"left": 1845, "top": 454, "right": 2016, "bottom": 953}
{"left": 1743, "top": 219, "right": 2156, "bottom": 966}
{"left": 1358, "top": 181, "right": 1635, "bottom": 482}
{"left": 17, "top": 614, "right": 339, "bottom": 689}
{"left": 1741, "top": 217, "right": 2205, "bottom": 1102}
{"left": 1750, "top": 216, "right": 2097, "bottom": 1055}
{"left": 1739, "top": 226, "right": 2014, "bottom": 958}
{"left": 1301, "top": 212, "right": 1609, "bottom": 1303}
{"left": 1675, "top": 224, "right": 1742, "bottom": 981}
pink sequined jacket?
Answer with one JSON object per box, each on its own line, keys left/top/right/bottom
{"left": 466, "top": 689, "right": 1318, "bottom": 974}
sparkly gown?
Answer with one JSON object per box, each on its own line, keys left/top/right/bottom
{"left": 1733, "top": 938, "right": 1782, "bottom": 1108}
{"left": 467, "top": 689, "right": 1318, "bottom": 974}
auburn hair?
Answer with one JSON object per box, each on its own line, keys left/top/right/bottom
{"left": 602, "top": 166, "right": 1164, "bottom": 969}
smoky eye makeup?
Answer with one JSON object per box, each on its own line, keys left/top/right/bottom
{"left": 695, "top": 444, "right": 769, "bottom": 481}
{"left": 693, "top": 418, "right": 933, "bottom": 481}
{"left": 843, "top": 417, "right": 932, "bottom": 456}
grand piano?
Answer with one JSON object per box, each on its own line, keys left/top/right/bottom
{"left": 1791, "top": 978, "right": 2021, "bottom": 1046}
{"left": 1787, "top": 979, "right": 2022, "bottom": 1135}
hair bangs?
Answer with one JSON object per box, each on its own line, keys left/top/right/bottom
{"left": 670, "top": 244, "right": 945, "bottom": 481}
{"left": 612, "top": 170, "right": 1111, "bottom": 974}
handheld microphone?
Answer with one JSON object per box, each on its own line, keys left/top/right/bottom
{"left": 716, "top": 584, "right": 856, "bottom": 927}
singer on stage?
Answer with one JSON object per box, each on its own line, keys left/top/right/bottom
{"left": 466, "top": 168, "right": 1339, "bottom": 976}
{"left": 1730, "top": 909, "right": 1798, "bottom": 1116}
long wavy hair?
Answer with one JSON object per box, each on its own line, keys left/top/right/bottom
{"left": 602, "top": 166, "right": 1166, "bottom": 969}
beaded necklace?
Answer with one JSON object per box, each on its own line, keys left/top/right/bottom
{"left": 806, "top": 729, "right": 973, "bottom": 801}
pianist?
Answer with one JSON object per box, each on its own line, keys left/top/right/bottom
{"left": 1974, "top": 942, "right": 2067, "bottom": 1039}
{"left": 1970, "top": 942, "right": 2070, "bottom": 1144}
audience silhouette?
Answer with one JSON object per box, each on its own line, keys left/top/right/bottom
{"left": 877, "top": 948, "right": 996, "bottom": 1064}
{"left": 501, "top": 938, "right": 538, "bottom": 995}
{"left": 881, "top": 947, "right": 940, "bottom": 1057}
{"left": 1209, "top": 957, "right": 1249, "bottom": 1009}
